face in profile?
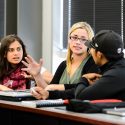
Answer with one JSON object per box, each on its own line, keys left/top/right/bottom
{"left": 89, "top": 48, "right": 102, "bottom": 66}
{"left": 6, "top": 40, "right": 23, "bottom": 67}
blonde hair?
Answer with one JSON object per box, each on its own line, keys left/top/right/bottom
{"left": 66, "top": 22, "right": 94, "bottom": 74}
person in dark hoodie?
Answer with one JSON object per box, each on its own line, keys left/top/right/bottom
{"left": 75, "top": 30, "right": 125, "bottom": 100}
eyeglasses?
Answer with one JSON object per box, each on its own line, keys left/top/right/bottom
{"left": 69, "top": 36, "right": 87, "bottom": 44}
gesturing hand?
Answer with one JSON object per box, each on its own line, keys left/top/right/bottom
{"left": 22, "top": 55, "right": 43, "bottom": 77}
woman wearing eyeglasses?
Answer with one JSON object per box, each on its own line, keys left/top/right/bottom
{"left": 22, "top": 22, "right": 100, "bottom": 99}
{"left": 45, "top": 22, "right": 99, "bottom": 89}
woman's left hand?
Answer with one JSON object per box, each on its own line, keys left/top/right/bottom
{"left": 30, "top": 87, "right": 49, "bottom": 100}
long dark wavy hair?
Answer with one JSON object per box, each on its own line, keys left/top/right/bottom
{"left": 0, "top": 34, "right": 27, "bottom": 79}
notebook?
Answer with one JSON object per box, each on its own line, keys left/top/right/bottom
{"left": 103, "top": 108, "right": 125, "bottom": 117}
{"left": 0, "top": 90, "right": 35, "bottom": 101}
{"left": 21, "top": 99, "right": 69, "bottom": 108}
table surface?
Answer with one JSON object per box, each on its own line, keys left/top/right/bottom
{"left": 1, "top": 100, "right": 125, "bottom": 125}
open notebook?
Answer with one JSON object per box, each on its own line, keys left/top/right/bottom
{"left": 0, "top": 90, "right": 35, "bottom": 101}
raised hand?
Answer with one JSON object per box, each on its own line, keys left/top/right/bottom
{"left": 22, "top": 55, "right": 48, "bottom": 88}
{"left": 22, "top": 55, "right": 43, "bottom": 77}
{"left": 21, "top": 71, "right": 33, "bottom": 80}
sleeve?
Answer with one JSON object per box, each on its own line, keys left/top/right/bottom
{"left": 50, "top": 61, "right": 66, "bottom": 84}
{"left": 75, "top": 71, "right": 119, "bottom": 100}
{"left": 48, "top": 88, "right": 75, "bottom": 99}
{"left": 64, "top": 84, "right": 77, "bottom": 89}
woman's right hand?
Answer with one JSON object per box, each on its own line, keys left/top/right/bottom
{"left": 22, "top": 55, "right": 43, "bottom": 77}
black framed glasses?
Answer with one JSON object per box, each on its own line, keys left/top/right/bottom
{"left": 69, "top": 36, "right": 88, "bottom": 44}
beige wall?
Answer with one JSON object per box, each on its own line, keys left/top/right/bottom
{"left": 17, "top": 0, "right": 52, "bottom": 71}
{"left": 42, "top": 0, "right": 52, "bottom": 71}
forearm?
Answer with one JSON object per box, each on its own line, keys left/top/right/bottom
{"left": 75, "top": 77, "right": 89, "bottom": 99}
{"left": 45, "top": 84, "right": 65, "bottom": 91}
{"left": 42, "top": 70, "right": 53, "bottom": 84}
{"left": 0, "top": 84, "right": 12, "bottom": 91}
{"left": 33, "top": 73, "right": 48, "bottom": 89}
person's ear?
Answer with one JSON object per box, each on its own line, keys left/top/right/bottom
{"left": 97, "top": 51, "right": 103, "bottom": 58}
{"left": 87, "top": 48, "right": 89, "bottom": 52}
